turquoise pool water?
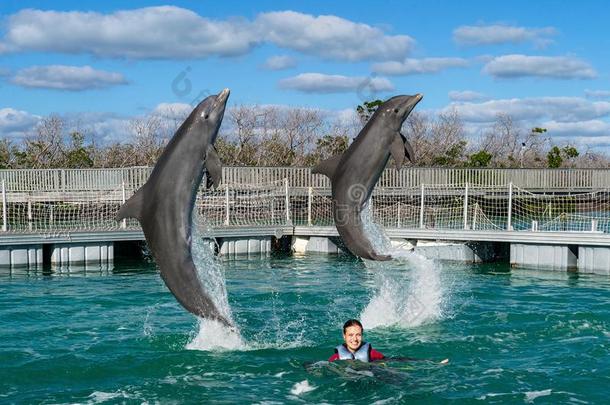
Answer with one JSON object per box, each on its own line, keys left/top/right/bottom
{"left": 1, "top": 253, "right": 610, "bottom": 404}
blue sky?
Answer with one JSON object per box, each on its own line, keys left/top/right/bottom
{"left": 1, "top": 0, "right": 610, "bottom": 150}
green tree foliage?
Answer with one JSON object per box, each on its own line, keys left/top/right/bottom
{"left": 0, "top": 139, "right": 12, "bottom": 169}
{"left": 63, "top": 132, "right": 94, "bottom": 168}
{"left": 356, "top": 99, "right": 383, "bottom": 125}
{"left": 547, "top": 146, "right": 562, "bottom": 168}
{"left": 531, "top": 127, "right": 548, "bottom": 134}
{"left": 431, "top": 141, "right": 467, "bottom": 166}
{"left": 547, "top": 145, "right": 580, "bottom": 168}
{"left": 467, "top": 150, "right": 493, "bottom": 167}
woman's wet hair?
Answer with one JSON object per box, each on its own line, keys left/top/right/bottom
{"left": 343, "top": 319, "right": 363, "bottom": 334}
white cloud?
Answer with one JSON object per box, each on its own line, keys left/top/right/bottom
{"left": 448, "top": 90, "right": 488, "bottom": 102}
{"left": 483, "top": 55, "right": 597, "bottom": 79}
{"left": 152, "top": 102, "right": 192, "bottom": 120}
{"left": 63, "top": 112, "right": 133, "bottom": 143}
{"left": 585, "top": 89, "right": 610, "bottom": 99}
{"left": 0, "top": 7, "right": 413, "bottom": 62}
{"left": 262, "top": 55, "right": 297, "bottom": 70}
{"left": 372, "top": 57, "right": 468, "bottom": 75}
{"left": 542, "top": 120, "right": 610, "bottom": 149}
{"left": 10, "top": 65, "right": 127, "bottom": 91}
{"left": 0, "top": 7, "right": 258, "bottom": 59}
{"left": 542, "top": 120, "right": 610, "bottom": 138}
{"left": 453, "top": 24, "right": 557, "bottom": 47}
{"left": 443, "top": 96, "right": 610, "bottom": 124}
{"left": 256, "top": 11, "right": 413, "bottom": 61}
{"left": 0, "top": 108, "right": 40, "bottom": 138}
{"left": 279, "top": 73, "right": 394, "bottom": 94}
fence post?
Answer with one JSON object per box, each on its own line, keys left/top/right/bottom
{"left": 224, "top": 186, "right": 230, "bottom": 226}
{"left": 284, "top": 178, "right": 292, "bottom": 225}
{"left": 472, "top": 202, "right": 478, "bottom": 230}
{"left": 1, "top": 180, "right": 7, "bottom": 232}
{"left": 507, "top": 182, "right": 513, "bottom": 231}
{"left": 419, "top": 184, "right": 425, "bottom": 229}
{"left": 397, "top": 203, "right": 401, "bottom": 228}
{"left": 28, "top": 200, "right": 32, "bottom": 231}
{"left": 121, "top": 181, "right": 127, "bottom": 229}
{"left": 463, "top": 182, "right": 469, "bottom": 230}
{"left": 307, "top": 186, "right": 312, "bottom": 226}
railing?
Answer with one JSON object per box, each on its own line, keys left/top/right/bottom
{"left": 1, "top": 177, "right": 609, "bottom": 236}
{"left": 1, "top": 166, "right": 609, "bottom": 192}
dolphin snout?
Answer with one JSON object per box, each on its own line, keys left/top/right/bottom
{"left": 217, "top": 88, "right": 230, "bottom": 103}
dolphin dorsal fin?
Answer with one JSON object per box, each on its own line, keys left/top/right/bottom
{"left": 205, "top": 145, "right": 222, "bottom": 188}
{"left": 117, "top": 186, "right": 146, "bottom": 222}
{"left": 402, "top": 132, "right": 415, "bottom": 162}
{"left": 390, "top": 134, "right": 406, "bottom": 170}
{"left": 312, "top": 154, "right": 342, "bottom": 179}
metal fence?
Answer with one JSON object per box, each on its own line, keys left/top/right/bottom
{"left": 1, "top": 166, "right": 609, "bottom": 192}
{"left": 1, "top": 176, "right": 609, "bottom": 236}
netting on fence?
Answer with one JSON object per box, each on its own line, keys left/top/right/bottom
{"left": 289, "top": 188, "right": 334, "bottom": 226}
{"left": 195, "top": 180, "right": 290, "bottom": 228}
{"left": 512, "top": 186, "right": 610, "bottom": 232}
{"left": 1, "top": 180, "right": 610, "bottom": 235}
{"left": 3, "top": 186, "right": 140, "bottom": 234}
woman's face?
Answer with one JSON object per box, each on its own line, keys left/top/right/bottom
{"left": 343, "top": 325, "right": 363, "bottom": 352}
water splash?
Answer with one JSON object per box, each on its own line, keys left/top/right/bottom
{"left": 186, "top": 319, "right": 244, "bottom": 351}
{"left": 187, "top": 213, "right": 245, "bottom": 350}
{"left": 359, "top": 202, "right": 445, "bottom": 329}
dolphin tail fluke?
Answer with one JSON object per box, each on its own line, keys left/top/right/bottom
{"left": 312, "top": 154, "right": 342, "bottom": 178}
{"left": 117, "top": 187, "right": 145, "bottom": 222}
{"left": 205, "top": 145, "right": 222, "bottom": 188}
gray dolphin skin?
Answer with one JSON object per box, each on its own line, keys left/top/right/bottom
{"left": 117, "top": 88, "right": 231, "bottom": 326}
{"left": 313, "top": 94, "right": 423, "bottom": 261}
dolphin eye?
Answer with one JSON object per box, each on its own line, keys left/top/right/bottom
{"left": 204, "top": 114, "right": 209, "bottom": 119}
{"left": 394, "top": 108, "right": 399, "bottom": 113}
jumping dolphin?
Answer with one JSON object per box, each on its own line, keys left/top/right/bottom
{"left": 313, "top": 94, "right": 423, "bottom": 261}
{"left": 117, "top": 88, "right": 231, "bottom": 326}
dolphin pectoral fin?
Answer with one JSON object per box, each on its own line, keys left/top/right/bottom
{"left": 400, "top": 132, "right": 415, "bottom": 162}
{"left": 117, "top": 187, "right": 145, "bottom": 221}
{"left": 312, "top": 154, "right": 342, "bottom": 179}
{"left": 390, "top": 135, "right": 406, "bottom": 170}
{"left": 205, "top": 146, "right": 222, "bottom": 188}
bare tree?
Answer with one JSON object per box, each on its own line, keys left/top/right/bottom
{"left": 403, "top": 108, "right": 467, "bottom": 166}
{"left": 23, "top": 115, "right": 64, "bottom": 168}
{"left": 278, "top": 107, "right": 324, "bottom": 166}
{"left": 128, "top": 115, "right": 164, "bottom": 166}
{"left": 477, "top": 114, "right": 549, "bottom": 168}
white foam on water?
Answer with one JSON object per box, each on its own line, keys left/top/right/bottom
{"left": 186, "top": 318, "right": 245, "bottom": 351}
{"left": 359, "top": 202, "right": 445, "bottom": 329}
{"left": 525, "top": 389, "right": 552, "bottom": 403}
{"left": 186, "top": 215, "right": 245, "bottom": 351}
{"left": 290, "top": 380, "right": 317, "bottom": 396}
{"left": 87, "top": 391, "right": 131, "bottom": 403}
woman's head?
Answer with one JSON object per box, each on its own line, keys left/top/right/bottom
{"left": 342, "top": 319, "right": 363, "bottom": 352}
